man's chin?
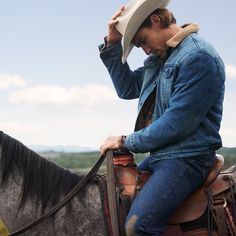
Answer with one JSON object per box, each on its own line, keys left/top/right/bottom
{"left": 157, "top": 51, "right": 167, "bottom": 59}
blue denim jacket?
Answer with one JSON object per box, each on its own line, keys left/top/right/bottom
{"left": 99, "top": 29, "right": 225, "bottom": 161}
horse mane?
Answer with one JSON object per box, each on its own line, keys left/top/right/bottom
{"left": 0, "top": 131, "right": 88, "bottom": 212}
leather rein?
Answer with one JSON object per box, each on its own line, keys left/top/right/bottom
{"left": 9, "top": 154, "right": 106, "bottom": 236}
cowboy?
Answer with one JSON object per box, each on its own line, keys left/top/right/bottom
{"left": 99, "top": 0, "right": 225, "bottom": 235}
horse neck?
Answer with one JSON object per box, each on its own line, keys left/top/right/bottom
{"left": 0, "top": 131, "right": 107, "bottom": 235}
{"left": 0, "top": 172, "right": 106, "bottom": 236}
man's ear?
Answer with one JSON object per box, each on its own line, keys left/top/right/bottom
{"left": 150, "top": 14, "right": 161, "bottom": 26}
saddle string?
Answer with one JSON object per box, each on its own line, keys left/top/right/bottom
{"left": 207, "top": 189, "right": 214, "bottom": 236}
{"left": 225, "top": 205, "right": 236, "bottom": 235}
{"left": 229, "top": 176, "right": 236, "bottom": 220}
{"left": 226, "top": 175, "right": 236, "bottom": 234}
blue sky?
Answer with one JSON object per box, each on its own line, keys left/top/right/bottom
{"left": 0, "top": 0, "right": 236, "bottom": 149}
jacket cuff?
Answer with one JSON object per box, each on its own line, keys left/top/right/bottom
{"left": 98, "top": 41, "right": 122, "bottom": 56}
{"left": 123, "top": 133, "right": 139, "bottom": 153}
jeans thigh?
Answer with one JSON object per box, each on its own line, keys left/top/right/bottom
{"left": 126, "top": 154, "right": 215, "bottom": 236}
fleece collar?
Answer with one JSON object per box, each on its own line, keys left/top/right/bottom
{"left": 166, "top": 23, "right": 199, "bottom": 48}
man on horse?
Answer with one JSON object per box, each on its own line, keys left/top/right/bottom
{"left": 99, "top": 0, "right": 225, "bottom": 235}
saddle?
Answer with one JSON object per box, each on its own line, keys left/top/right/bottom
{"left": 102, "top": 150, "right": 236, "bottom": 236}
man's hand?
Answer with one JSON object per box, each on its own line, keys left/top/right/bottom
{"left": 100, "top": 135, "right": 125, "bottom": 155}
{"left": 106, "top": 6, "right": 125, "bottom": 44}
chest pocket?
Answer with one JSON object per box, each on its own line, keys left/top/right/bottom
{"left": 158, "top": 64, "right": 178, "bottom": 109}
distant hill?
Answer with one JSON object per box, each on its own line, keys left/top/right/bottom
{"left": 217, "top": 147, "right": 236, "bottom": 155}
{"left": 41, "top": 146, "right": 236, "bottom": 171}
{"left": 32, "top": 145, "right": 236, "bottom": 155}
{"left": 30, "top": 144, "right": 97, "bottom": 153}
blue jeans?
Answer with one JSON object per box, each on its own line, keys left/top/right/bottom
{"left": 125, "top": 153, "right": 216, "bottom": 236}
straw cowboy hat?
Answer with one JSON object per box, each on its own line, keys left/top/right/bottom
{"left": 116, "top": 0, "right": 171, "bottom": 63}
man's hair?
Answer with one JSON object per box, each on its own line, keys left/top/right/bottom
{"left": 139, "top": 9, "right": 176, "bottom": 29}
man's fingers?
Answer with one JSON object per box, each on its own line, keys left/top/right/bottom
{"left": 100, "top": 147, "right": 106, "bottom": 156}
{"left": 111, "top": 5, "right": 125, "bottom": 20}
{"left": 100, "top": 138, "right": 111, "bottom": 155}
{"left": 100, "top": 144, "right": 106, "bottom": 155}
{"left": 100, "top": 136, "right": 121, "bottom": 155}
{"left": 106, "top": 6, "right": 124, "bottom": 44}
{"left": 108, "top": 19, "right": 119, "bottom": 29}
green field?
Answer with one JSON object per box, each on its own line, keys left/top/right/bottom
{"left": 42, "top": 147, "right": 236, "bottom": 172}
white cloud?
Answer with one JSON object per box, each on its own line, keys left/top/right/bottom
{"left": 0, "top": 121, "right": 43, "bottom": 133}
{"left": 0, "top": 73, "right": 27, "bottom": 90}
{"left": 9, "top": 84, "right": 117, "bottom": 109}
{"left": 0, "top": 114, "right": 135, "bottom": 148}
{"left": 226, "top": 64, "right": 236, "bottom": 79}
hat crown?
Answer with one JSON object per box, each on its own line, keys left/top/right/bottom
{"left": 116, "top": 0, "right": 143, "bottom": 34}
{"left": 115, "top": 0, "right": 171, "bottom": 63}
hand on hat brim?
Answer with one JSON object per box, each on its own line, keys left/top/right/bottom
{"left": 107, "top": 6, "right": 125, "bottom": 45}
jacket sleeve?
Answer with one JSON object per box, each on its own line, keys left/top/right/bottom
{"left": 99, "top": 42, "right": 144, "bottom": 100}
{"left": 124, "top": 52, "right": 225, "bottom": 153}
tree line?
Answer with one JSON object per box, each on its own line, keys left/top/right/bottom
{"left": 43, "top": 147, "right": 236, "bottom": 171}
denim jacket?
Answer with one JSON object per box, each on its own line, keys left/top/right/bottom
{"left": 99, "top": 24, "right": 225, "bottom": 161}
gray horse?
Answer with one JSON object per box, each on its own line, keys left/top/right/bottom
{"left": 0, "top": 131, "right": 107, "bottom": 236}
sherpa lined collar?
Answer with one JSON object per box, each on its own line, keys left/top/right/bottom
{"left": 166, "top": 23, "right": 199, "bottom": 48}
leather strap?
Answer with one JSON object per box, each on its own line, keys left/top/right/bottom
{"left": 106, "top": 150, "right": 120, "bottom": 236}
{"left": 9, "top": 154, "right": 106, "bottom": 236}
{"left": 214, "top": 204, "right": 228, "bottom": 235}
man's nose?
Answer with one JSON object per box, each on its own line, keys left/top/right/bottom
{"left": 142, "top": 46, "right": 151, "bottom": 55}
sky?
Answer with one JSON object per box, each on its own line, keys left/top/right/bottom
{"left": 0, "top": 0, "right": 236, "bottom": 150}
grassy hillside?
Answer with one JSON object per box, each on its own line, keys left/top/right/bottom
{"left": 42, "top": 147, "right": 236, "bottom": 171}
{"left": 217, "top": 147, "right": 236, "bottom": 169}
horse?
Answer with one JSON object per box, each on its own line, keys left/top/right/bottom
{"left": 0, "top": 130, "right": 236, "bottom": 236}
{"left": 0, "top": 131, "right": 107, "bottom": 236}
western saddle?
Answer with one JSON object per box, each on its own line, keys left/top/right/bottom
{"left": 105, "top": 150, "right": 236, "bottom": 236}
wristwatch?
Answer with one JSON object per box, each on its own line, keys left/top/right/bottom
{"left": 119, "top": 135, "right": 127, "bottom": 149}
